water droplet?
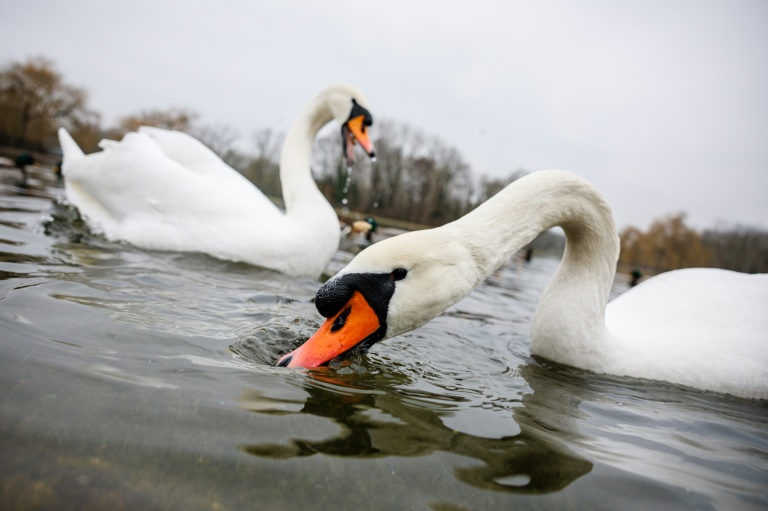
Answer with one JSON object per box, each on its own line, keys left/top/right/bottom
{"left": 371, "top": 156, "right": 377, "bottom": 163}
{"left": 340, "top": 167, "right": 353, "bottom": 207}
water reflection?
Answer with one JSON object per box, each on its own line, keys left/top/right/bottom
{"left": 239, "top": 366, "right": 592, "bottom": 494}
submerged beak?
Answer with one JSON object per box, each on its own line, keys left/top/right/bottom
{"left": 342, "top": 115, "right": 376, "bottom": 166}
{"left": 277, "top": 291, "right": 380, "bottom": 368}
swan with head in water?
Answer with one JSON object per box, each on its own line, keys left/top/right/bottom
{"left": 57, "top": 84, "right": 376, "bottom": 278}
{"left": 278, "top": 170, "right": 768, "bottom": 399}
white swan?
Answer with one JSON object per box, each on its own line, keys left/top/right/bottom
{"left": 278, "top": 170, "right": 768, "bottom": 399}
{"left": 57, "top": 84, "right": 376, "bottom": 278}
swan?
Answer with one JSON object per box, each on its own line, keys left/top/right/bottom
{"left": 56, "top": 84, "right": 376, "bottom": 278}
{"left": 277, "top": 170, "right": 768, "bottom": 399}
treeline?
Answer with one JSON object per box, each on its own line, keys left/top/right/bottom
{"left": 311, "top": 120, "right": 525, "bottom": 226}
{"left": 234, "top": 121, "right": 526, "bottom": 227}
{"left": 2, "top": 56, "right": 766, "bottom": 272}
{"left": 247, "top": 124, "right": 535, "bottom": 228}
{"left": 619, "top": 214, "right": 768, "bottom": 274}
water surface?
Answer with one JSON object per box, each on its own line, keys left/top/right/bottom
{"left": 1, "top": 172, "right": 766, "bottom": 510}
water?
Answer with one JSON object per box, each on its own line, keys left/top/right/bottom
{"left": 1, "top": 170, "right": 767, "bottom": 510}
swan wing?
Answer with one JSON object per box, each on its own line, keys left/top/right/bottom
{"left": 138, "top": 126, "right": 241, "bottom": 179}
{"left": 59, "top": 128, "right": 283, "bottom": 242}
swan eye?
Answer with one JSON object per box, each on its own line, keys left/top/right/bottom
{"left": 391, "top": 268, "right": 408, "bottom": 281}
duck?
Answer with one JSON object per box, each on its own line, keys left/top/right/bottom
{"left": 277, "top": 170, "right": 768, "bottom": 399}
{"left": 57, "top": 84, "right": 376, "bottom": 278}
{"left": 0, "top": 153, "right": 37, "bottom": 187}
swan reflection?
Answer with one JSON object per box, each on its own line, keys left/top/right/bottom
{"left": 239, "top": 364, "right": 592, "bottom": 494}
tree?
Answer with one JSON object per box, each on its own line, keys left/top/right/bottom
{"left": 192, "top": 123, "right": 239, "bottom": 159}
{"left": 702, "top": 224, "right": 768, "bottom": 273}
{"left": 0, "top": 56, "right": 100, "bottom": 151}
{"left": 475, "top": 169, "right": 528, "bottom": 206}
{"left": 311, "top": 118, "right": 477, "bottom": 226}
{"left": 242, "top": 128, "right": 283, "bottom": 198}
{"left": 619, "top": 213, "right": 712, "bottom": 271}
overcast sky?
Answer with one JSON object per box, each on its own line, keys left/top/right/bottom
{"left": 2, "top": 0, "right": 766, "bottom": 230}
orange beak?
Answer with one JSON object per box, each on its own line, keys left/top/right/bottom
{"left": 345, "top": 115, "right": 376, "bottom": 157}
{"left": 277, "top": 291, "right": 380, "bottom": 368}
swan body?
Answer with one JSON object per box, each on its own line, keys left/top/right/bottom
{"left": 279, "top": 170, "right": 768, "bottom": 399}
{"left": 57, "top": 84, "right": 375, "bottom": 278}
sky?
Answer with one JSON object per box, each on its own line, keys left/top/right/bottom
{"left": 2, "top": 0, "right": 767, "bottom": 230}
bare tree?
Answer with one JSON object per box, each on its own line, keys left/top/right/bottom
{"left": 475, "top": 169, "right": 528, "bottom": 206}
{"left": 193, "top": 123, "right": 240, "bottom": 157}
{"left": 242, "top": 128, "right": 283, "bottom": 197}
{"left": 308, "top": 118, "right": 478, "bottom": 226}
{"left": 702, "top": 224, "right": 768, "bottom": 273}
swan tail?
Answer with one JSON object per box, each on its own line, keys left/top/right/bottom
{"left": 98, "top": 139, "right": 120, "bottom": 150}
{"left": 57, "top": 127, "right": 85, "bottom": 164}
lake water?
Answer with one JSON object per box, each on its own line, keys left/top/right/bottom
{"left": 1, "top": 169, "right": 767, "bottom": 510}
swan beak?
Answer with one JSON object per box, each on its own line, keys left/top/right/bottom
{"left": 343, "top": 115, "right": 376, "bottom": 165}
{"left": 276, "top": 291, "right": 380, "bottom": 368}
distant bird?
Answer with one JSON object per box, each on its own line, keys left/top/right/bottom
{"left": 58, "top": 84, "right": 375, "bottom": 277}
{"left": 345, "top": 218, "right": 377, "bottom": 239}
{"left": 278, "top": 170, "right": 768, "bottom": 400}
{"left": 350, "top": 220, "right": 373, "bottom": 235}
{"left": 13, "top": 153, "right": 36, "bottom": 186}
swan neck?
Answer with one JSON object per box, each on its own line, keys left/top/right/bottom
{"left": 453, "top": 170, "right": 619, "bottom": 360}
{"left": 456, "top": 171, "right": 615, "bottom": 273}
{"left": 279, "top": 95, "right": 335, "bottom": 214}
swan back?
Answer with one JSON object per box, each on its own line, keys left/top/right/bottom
{"left": 605, "top": 268, "right": 768, "bottom": 398}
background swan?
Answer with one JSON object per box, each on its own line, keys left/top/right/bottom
{"left": 278, "top": 170, "right": 768, "bottom": 399}
{"left": 57, "top": 84, "right": 376, "bottom": 278}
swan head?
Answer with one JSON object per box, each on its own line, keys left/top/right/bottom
{"left": 277, "top": 228, "right": 479, "bottom": 368}
{"left": 324, "top": 84, "right": 376, "bottom": 166}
